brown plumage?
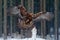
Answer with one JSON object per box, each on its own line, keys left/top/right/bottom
{"left": 18, "top": 5, "right": 33, "bottom": 24}
{"left": 17, "top": 5, "right": 54, "bottom": 29}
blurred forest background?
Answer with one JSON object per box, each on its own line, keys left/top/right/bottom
{"left": 0, "top": 0, "right": 60, "bottom": 37}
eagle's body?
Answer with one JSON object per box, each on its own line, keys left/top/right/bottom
{"left": 9, "top": 5, "right": 54, "bottom": 38}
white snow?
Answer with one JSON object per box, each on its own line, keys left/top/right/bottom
{"left": 0, "top": 37, "right": 45, "bottom": 40}
{"left": 31, "top": 27, "right": 37, "bottom": 39}
{"left": 0, "top": 27, "right": 45, "bottom": 40}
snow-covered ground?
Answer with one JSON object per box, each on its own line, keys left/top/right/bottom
{"left": 0, "top": 35, "right": 45, "bottom": 40}
{"left": 0, "top": 27, "right": 60, "bottom": 40}
{"left": 0, "top": 37, "right": 45, "bottom": 40}
{"left": 0, "top": 27, "right": 45, "bottom": 40}
{"left": 0, "top": 35, "right": 60, "bottom": 40}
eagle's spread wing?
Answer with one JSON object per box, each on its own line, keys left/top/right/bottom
{"left": 33, "top": 12, "right": 54, "bottom": 22}
{"left": 10, "top": 6, "right": 20, "bottom": 15}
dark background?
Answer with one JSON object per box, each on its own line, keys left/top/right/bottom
{"left": 0, "top": 0, "right": 60, "bottom": 37}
